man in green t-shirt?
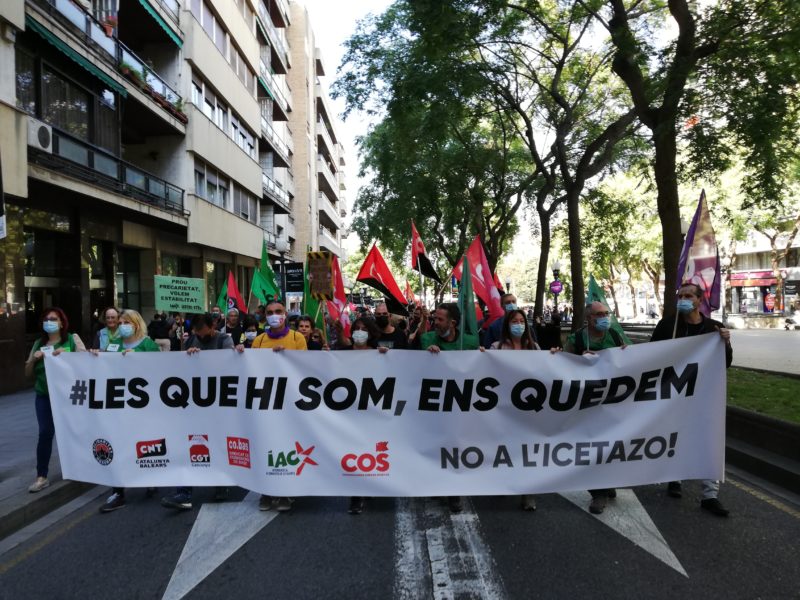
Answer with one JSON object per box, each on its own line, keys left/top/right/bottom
{"left": 419, "top": 303, "right": 479, "bottom": 513}
{"left": 564, "top": 301, "right": 626, "bottom": 515}
{"left": 420, "top": 303, "right": 480, "bottom": 352}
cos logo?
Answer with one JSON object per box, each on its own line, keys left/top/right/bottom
{"left": 341, "top": 441, "right": 390, "bottom": 475}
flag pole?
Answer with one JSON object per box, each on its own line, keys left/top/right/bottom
{"left": 417, "top": 254, "right": 425, "bottom": 310}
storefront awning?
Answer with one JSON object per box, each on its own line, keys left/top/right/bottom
{"left": 26, "top": 16, "right": 128, "bottom": 98}
{"left": 137, "top": 0, "right": 183, "bottom": 48}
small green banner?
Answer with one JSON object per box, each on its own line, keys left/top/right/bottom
{"left": 154, "top": 275, "right": 207, "bottom": 313}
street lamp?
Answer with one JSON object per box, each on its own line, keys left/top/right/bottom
{"left": 505, "top": 276, "right": 512, "bottom": 294}
{"left": 276, "top": 238, "right": 289, "bottom": 301}
{"left": 680, "top": 217, "right": 690, "bottom": 243}
{"left": 362, "top": 285, "right": 368, "bottom": 306}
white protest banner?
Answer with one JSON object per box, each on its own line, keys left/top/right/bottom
{"left": 45, "top": 335, "right": 726, "bottom": 496}
{"left": 153, "top": 275, "right": 206, "bottom": 313}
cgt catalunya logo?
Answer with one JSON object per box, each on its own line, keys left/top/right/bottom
{"left": 266, "top": 442, "right": 318, "bottom": 476}
{"left": 135, "top": 438, "right": 169, "bottom": 468}
{"left": 92, "top": 438, "right": 114, "bottom": 466}
{"left": 189, "top": 434, "right": 210, "bottom": 467}
{"left": 341, "top": 441, "right": 390, "bottom": 476}
{"left": 227, "top": 436, "right": 251, "bottom": 468}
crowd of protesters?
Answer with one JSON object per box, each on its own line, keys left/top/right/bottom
{"left": 24, "top": 281, "right": 732, "bottom": 518}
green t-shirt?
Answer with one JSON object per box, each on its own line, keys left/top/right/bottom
{"left": 119, "top": 337, "right": 161, "bottom": 352}
{"left": 32, "top": 334, "right": 76, "bottom": 395}
{"left": 565, "top": 328, "right": 621, "bottom": 354}
{"left": 420, "top": 330, "right": 480, "bottom": 351}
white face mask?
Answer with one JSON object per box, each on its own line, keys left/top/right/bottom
{"left": 352, "top": 330, "right": 369, "bottom": 345}
{"left": 266, "top": 314, "right": 285, "bottom": 329}
{"left": 244, "top": 331, "right": 257, "bottom": 341}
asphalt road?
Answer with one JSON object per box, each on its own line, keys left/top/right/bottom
{"left": 1, "top": 471, "right": 799, "bottom": 600}
{"left": 729, "top": 329, "right": 800, "bottom": 375}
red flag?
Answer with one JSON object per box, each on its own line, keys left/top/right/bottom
{"left": 357, "top": 244, "right": 409, "bottom": 315}
{"left": 226, "top": 271, "right": 247, "bottom": 313}
{"left": 452, "top": 236, "right": 504, "bottom": 326}
{"left": 410, "top": 221, "right": 442, "bottom": 283}
{"left": 404, "top": 280, "right": 417, "bottom": 304}
{"left": 329, "top": 256, "right": 350, "bottom": 337}
{"left": 493, "top": 272, "right": 503, "bottom": 292}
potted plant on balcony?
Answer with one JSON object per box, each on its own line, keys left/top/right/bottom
{"left": 120, "top": 62, "right": 143, "bottom": 87}
{"left": 102, "top": 14, "right": 117, "bottom": 37}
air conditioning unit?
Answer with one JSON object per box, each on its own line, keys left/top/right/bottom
{"left": 28, "top": 119, "right": 53, "bottom": 153}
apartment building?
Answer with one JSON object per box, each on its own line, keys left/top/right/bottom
{"left": 0, "top": 0, "right": 347, "bottom": 393}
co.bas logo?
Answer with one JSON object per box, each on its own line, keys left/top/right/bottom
{"left": 267, "top": 442, "right": 318, "bottom": 476}
{"left": 189, "top": 434, "right": 210, "bottom": 467}
{"left": 227, "top": 436, "right": 251, "bottom": 468}
{"left": 92, "top": 438, "right": 114, "bottom": 466}
{"left": 135, "top": 438, "right": 169, "bottom": 468}
{"left": 341, "top": 441, "right": 390, "bottom": 476}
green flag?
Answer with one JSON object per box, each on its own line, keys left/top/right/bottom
{"left": 252, "top": 239, "right": 281, "bottom": 303}
{"left": 302, "top": 260, "right": 325, "bottom": 331}
{"left": 457, "top": 255, "right": 479, "bottom": 349}
{"left": 586, "top": 274, "right": 632, "bottom": 345}
{"left": 215, "top": 278, "right": 227, "bottom": 312}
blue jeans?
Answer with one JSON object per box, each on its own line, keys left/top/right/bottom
{"left": 35, "top": 393, "right": 55, "bottom": 478}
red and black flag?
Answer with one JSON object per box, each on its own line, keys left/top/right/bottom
{"left": 411, "top": 221, "right": 442, "bottom": 283}
{"left": 357, "top": 244, "right": 409, "bottom": 316}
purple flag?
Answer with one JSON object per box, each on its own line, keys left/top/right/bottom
{"left": 676, "top": 190, "right": 721, "bottom": 317}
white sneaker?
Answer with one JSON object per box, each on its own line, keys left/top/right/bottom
{"left": 28, "top": 477, "right": 50, "bottom": 493}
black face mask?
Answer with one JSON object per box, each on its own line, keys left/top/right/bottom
{"left": 375, "top": 315, "right": 390, "bottom": 328}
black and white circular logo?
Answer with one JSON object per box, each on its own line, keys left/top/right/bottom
{"left": 92, "top": 438, "right": 114, "bottom": 465}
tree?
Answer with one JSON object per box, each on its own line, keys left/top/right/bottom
{"left": 583, "top": 0, "right": 800, "bottom": 315}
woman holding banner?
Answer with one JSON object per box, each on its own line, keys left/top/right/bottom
{"left": 95, "top": 309, "right": 160, "bottom": 512}
{"left": 25, "top": 307, "right": 86, "bottom": 494}
{"left": 487, "top": 309, "right": 541, "bottom": 511}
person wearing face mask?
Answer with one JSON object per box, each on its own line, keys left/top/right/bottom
{"left": 483, "top": 293, "right": 538, "bottom": 349}
{"left": 161, "top": 313, "right": 235, "bottom": 512}
{"left": 488, "top": 309, "right": 543, "bottom": 511}
{"left": 420, "top": 303, "right": 479, "bottom": 513}
{"left": 240, "top": 301, "right": 306, "bottom": 512}
{"left": 209, "top": 305, "right": 224, "bottom": 330}
{"left": 92, "top": 306, "right": 122, "bottom": 351}
{"left": 331, "top": 317, "right": 388, "bottom": 514}
{"left": 241, "top": 316, "right": 259, "bottom": 348}
{"left": 93, "top": 309, "right": 159, "bottom": 512}
{"left": 650, "top": 282, "right": 732, "bottom": 517}
{"left": 221, "top": 308, "right": 244, "bottom": 345}
{"left": 25, "top": 307, "right": 86, "bottom": 494}
{"left": 373, "top": 302, "right": 408, "bottom": 349}
{"left": 563, "top": 301, "right": 626, "bottom": 514}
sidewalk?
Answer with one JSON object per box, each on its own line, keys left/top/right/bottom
{"left": 0, "top": 389, "right": 93, "bottom": 540}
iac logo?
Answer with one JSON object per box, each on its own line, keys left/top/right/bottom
{"left": 189, "top": 434, "right": 210, "bottom": 467}
{"left": 266, "top": 442, "right": 318, "bottom": 476}
{"left": 135, "top": 438, "right": 169, "bottom": 468}
{"left": 341, "top": 441, "right": 390, "bottom": 476}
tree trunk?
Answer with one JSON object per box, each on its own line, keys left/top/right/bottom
{"left": 535, "top": 210, "right": 551, "bottom": 318}
{"left": 626, "top": 266, "right": 637, "bottom": 317}
{"left": 608, "top": 264, "right": 620, "bottom": 317}
{"left": 652, "top": 126, "right": 683, "bottom": 317}
{"left": 566, "top": 189, "right": 585, "bottom": 330}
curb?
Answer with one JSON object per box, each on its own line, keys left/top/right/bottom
{"left": 0, "top": 480, "right": 95, "bottom": 542}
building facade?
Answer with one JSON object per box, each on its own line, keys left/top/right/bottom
{"left": 0, "top": 0, "right": 347, "bottom": 393}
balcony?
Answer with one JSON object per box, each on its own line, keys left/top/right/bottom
{"left": 262, "top": 172, "right": 291, "bottom": 214}
{"left": 317, "top": 118, "right": 336, "bottom": 163}
{"left": 256, "top": 1, "right": 290, "bottom": 73}
{"left": 286, "top": 215, "right": 296, "bottom": 240}
{"left": 258, "top": 61, "right": 290, "bottom": 120}
{"left": 32, "top": 0, "right": 184, "bottom": 125}
{"left": 315, "top": 85, "right": 337, "bottom": 138}
{"left": 319, "top": 225, "right": 341, "bottom": 256}
{"left": 28, "top": 126, "right": 185, "bottom": 216}
{"left": 317, "top": 156, "right": 338, "bottom": 200}
{"left": 260, "top": 113, "right": 291, "bottom": 168}
{"left": 318, "top": 192, "right": 340, "bottom": 232}
{"left": 271, "top": 0, "right": 290, "bottom": 27}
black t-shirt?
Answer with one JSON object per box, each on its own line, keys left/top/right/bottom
{"left": 377, "top": 328, "right": 408, "bottom": 349}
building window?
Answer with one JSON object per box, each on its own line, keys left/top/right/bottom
{"left": 194, "top": 159, "right": 229, "bottom": 209}
{"left": 116, "top": 248, "right": 141, "bottom": 312}
{"left": 233, "top": 186, "right": 258, "bottom": 224}
{"left": 191, "top": 72, "right": 255, "bottom": 160}
{"left": 15, "top": 49, "right": 36, "bottom": 114}
{"left": 42, "top": 67, "right": 90, "bottom": 141}
{"left": 162, "top": 255, "right": 193, "bottom": 277}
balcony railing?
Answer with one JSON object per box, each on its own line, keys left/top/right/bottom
{"left": 262, "top": 172, "right": 291, "bottom": 212}
{"left": 319, "top": 225, "right": 339, "bottom": 249}
{"left": 257, "top": 2, "right": 290, "bottom": 69}
{"left": 317, "top": 118, "right": 336, "bottom": 161}
{"left": 29, "top": 127, "right": 185, "bottom": 215}
{"left": 150, "top": 0, "right": 179, "bottom": 24}
{"left": 40, "top": 0, "right": 183, "bottom": 118}
{"left": 260, "top": 114, "right": 291, "bottom": 165}
{"left": 259, "top": 60, "right": 291, "bottom": 114}
{"left": 317, "top": 155, "right": 338, "bottom": 198}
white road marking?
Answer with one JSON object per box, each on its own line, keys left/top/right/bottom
{"left": 393, "top": 498, "right": 507, "bottom": 600}
{"left": 560, "top": 490, "right": 688, "bottom": 577}
{"left": 161, "top": 492, "right": 279, "bottom": 600}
